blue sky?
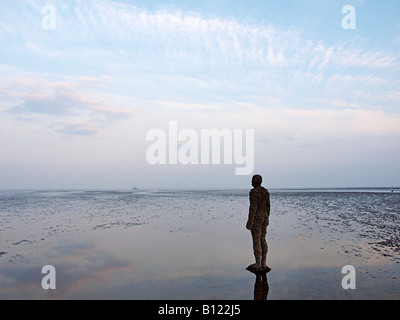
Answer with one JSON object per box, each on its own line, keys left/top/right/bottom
{"left": 1, "top": 0, "right": 399, "bottom": 189}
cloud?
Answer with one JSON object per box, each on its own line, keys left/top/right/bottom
{"left": 287, "top": 134, "right": 302, "bottom": 141}
{"left": 8, "top": 83, "right": 83, "bottom": 116}
{"left": 7, "top": 81, "right": 131, "bottom": 118}
{"left": 0, "top": 1, "right": 295, "bottom": 71}
{"left": 2, "top": 0, "right": 398, "bottom": 78}
{"left": 56, "top": 122, "right": 100, "bottom": 137}
{"left": 309, "top": 43, "right": 396, "bottom": 69}
{"left": 2, "top": 74, "right": 134, "bottom": 136}
{"left": 333, "top": 47, "right": 396, "bottom": 68}
{"left": 73, "top": 1, "right": 396, "bottom": 70}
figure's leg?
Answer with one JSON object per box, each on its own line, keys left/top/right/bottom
{"left": 251, "top": 227, "right": 262, "bottom": 267}
{"left": 261, "top": 221, "right": 268, "bottom": 267}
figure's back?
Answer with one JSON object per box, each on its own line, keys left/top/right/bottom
{"left": 250, "top": 186, "right": 270, "bottom": 215}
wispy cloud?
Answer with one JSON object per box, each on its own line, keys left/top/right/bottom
{"left": 1, "top": 73, "right": 134, "bottom": 136}
{"left": 6, "top": 0, "right": 395, "bottom": 73}
{"left": 2, "top": 1, "right": 398, "bottom": 98}
{"left": 55, "top": 122, "right": 100, "bottom": 137}
{"left": 1, "top": 0, "right": 399, "bottom": 129}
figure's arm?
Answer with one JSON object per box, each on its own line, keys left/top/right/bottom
{"left": 246, "top": 191, "right": 257, "bottom": 230}
{"left": 267, "top": 193, "right": 270, "bottom": 217}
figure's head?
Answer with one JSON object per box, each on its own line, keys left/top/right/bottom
{"left": 252, "top": 174, "right": 262, "bottom": 187}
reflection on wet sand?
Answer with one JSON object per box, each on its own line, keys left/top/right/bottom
{"left": 253, "top": 272, "right": 269, "bottom": 300}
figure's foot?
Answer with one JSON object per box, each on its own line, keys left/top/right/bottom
{"left": 261, "top": 265, "right": 271, "bottom": 273}
{"left": 246, "top": 263, "right": 271, "bottom": 274}
{"left": 246, "top": 263, "right": 261, "bottom": 271}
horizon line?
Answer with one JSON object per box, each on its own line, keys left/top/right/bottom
{"left": 0, "top": 186, "right": 398, "bottom": 191}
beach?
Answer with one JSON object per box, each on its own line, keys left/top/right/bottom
{"left": 0, "top": 188, "right": 399, "bottom": 299}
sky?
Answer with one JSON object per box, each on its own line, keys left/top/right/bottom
{"left": 0, "top": 0, "right": 399, "bottom": 189}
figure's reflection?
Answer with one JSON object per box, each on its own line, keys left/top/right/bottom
{"left": 247, "top": 266, "right": 270, "bottom": 300}
{"left": 254, "top": 272, "right": 269, "bottom": 300}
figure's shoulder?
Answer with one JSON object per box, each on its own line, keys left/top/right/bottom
{"left": 250, "top": 186, "right": 268, "bottom": 195}
{"left": 250, "top": 187, "right": 260, "bottom": 194}
{"left": 261, "top": 187, "right": 270, "bottom": 196}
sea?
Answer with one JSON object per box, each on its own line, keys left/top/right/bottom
{"left": 0, "top": 188, "right": 399, "bottom": 300}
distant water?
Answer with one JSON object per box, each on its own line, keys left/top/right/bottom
{"left": 0, "top": 188, "right": 399, "bottom": 299}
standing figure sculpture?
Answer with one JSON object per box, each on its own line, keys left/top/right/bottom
{"left": 246, "top": 174, "right": 271, "bottom": 273}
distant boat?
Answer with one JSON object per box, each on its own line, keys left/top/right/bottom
{"left": 132, "top": 187, "right": 138, "bottom": 190}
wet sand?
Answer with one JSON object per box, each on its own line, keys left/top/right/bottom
{"left": 0, "top": 189, "right": 399, "bottom": 299}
